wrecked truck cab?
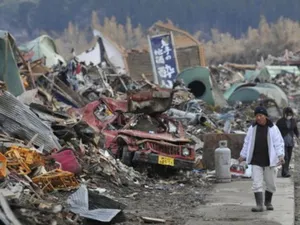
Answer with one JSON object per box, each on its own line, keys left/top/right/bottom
{"left": 110, "top": 114, "right": 196, "bottom": 170}
{"left": 76, "top": 90, "right": 196, "bottom": 170}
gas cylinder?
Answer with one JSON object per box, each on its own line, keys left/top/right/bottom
{"left": 215, "top": 140, "right": 231, "bottom": 183}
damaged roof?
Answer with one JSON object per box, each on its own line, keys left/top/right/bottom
{"left": 150, "top": 21, "right": 201, "bottom": 48}
{"left": 0, "top": 91, "right": 61, "bottom": 152}
{"left": 19, "top": 35, "right": 66, "bottom": 68}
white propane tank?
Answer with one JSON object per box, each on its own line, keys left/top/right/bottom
{"left": 215, "top": 140, "right": 231, "bottom": 183}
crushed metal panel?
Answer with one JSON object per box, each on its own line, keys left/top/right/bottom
{"left": 70, "top": 100, "right": 119, "bottom": 132}
{"left": 127, "top": 88, "right": 173, "bottom": 114}
{"left": 67, "top": 185, "right": 121, "bottom": 223}
{"left": 79, "top": 209, "right": 121, "bottom": 222}
{"left": 0, "top": 91, "right": 61, "bottom": 152}
{"left": 101, "top": 97, "right": 128, "bottom": 113}
{"left": 67, "top": 185, "right": 88, "bottom": 210}
{"left": 30, "top": 108, "right": 66, "bottom": 123}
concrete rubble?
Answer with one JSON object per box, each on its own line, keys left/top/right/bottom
{"left": 0, "top": 29, "right": 298, "bottom": 224}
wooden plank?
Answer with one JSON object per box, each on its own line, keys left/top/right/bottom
{"left": 142, "top": 217, "right": 166, "bottom": 223}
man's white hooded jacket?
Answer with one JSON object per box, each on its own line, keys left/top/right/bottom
{"left": 240, "top": 120, "right": 285, "bottom": 167}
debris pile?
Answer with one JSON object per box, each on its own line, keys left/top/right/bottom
{"left": 0, "top": 28, "right": 299, "bottom": 224}
{"left": 0, "top": 31, "right": 209, "bottom": 224}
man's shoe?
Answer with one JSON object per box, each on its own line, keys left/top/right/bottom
{"left": 264, "top": 191, "right": 274, "bottom": 211}
{"left": 282, "top": 174, "right": 291, "bottom": 178}
{"left": 252, "top": 192, "right": 264, "bottom": 212}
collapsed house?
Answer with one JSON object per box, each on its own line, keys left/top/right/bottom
{"left": 19, "top": 35, "right": 66, "bottom": 68}
{"left": 75, "top": 27, "right": 128, "bottom": 76}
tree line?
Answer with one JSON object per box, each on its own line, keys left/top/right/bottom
{"left": 2, "top": 0, "right": 300, "bottom": 64}
{"left": 3, "top": 0, "right": 300, "bottom": 38}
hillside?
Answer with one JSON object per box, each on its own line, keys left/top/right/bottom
{"left": 1, "top": 0, "right": 300, "bottom": 39}
{"left": 1, "top": 0, "right": 300, "bottom": 64}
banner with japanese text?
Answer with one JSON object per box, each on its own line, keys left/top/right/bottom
{"left": 148, "top": 33, "right": 179, "bottom": 88}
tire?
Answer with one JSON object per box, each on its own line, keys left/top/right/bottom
{"left": 121, "top": 145, "right": 133, "bottom": 166}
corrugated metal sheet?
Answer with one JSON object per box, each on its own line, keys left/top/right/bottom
{"left": 30, "top": 109, "right": 65, "bottom": 124}
{"left": 67, "top": 185, "right": 121, "bottom": 222}
{"left": 266, "top": 66, "right": 300, "bottom": 78}
{"left": 0, "top": 91, "right": 61, "bottom": 152}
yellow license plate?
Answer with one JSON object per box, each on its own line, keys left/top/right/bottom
{"left": 158, "top": 156, "right": 174, "bottom": 166}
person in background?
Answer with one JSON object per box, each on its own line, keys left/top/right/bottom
{"left": 238, "top": 106, "right": 285, "bottom": 212}
{"left": 276, "top": 107, "right": 299, "bottom": 177}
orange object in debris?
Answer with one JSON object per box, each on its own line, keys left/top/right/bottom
{"left": 6, "top": 146, "right": 45, "bottom": 169}
{"left": 0, "top": 153, "right": 7, "bottom": 178}
{"left": 21, "top": 76, "right": 29, "bottom": 89}
{"left": 5, "top": 150, "right": 31, "bottom": 175}
{"left": 32, "top": 169, "right": 79, "bottom": 192}
{"left": 17, "top": 146, "right": 44, "bottom": 167}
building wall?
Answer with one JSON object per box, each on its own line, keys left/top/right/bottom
{"left": 126, "top": 46, "right": 201, "bottom": 81}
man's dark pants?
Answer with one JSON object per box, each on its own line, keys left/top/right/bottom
{"left": 282, "top": 146, "right": 293, "bottom": 176}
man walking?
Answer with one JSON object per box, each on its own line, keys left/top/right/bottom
{"left": 276, "top": 107, "right": 299, "bottom": 177}
{"left": 238, "top": 106, "right": 285, "bottom": 212}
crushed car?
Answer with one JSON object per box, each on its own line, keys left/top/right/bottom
{"left": 71, "top": 88, "right": 196, "bottom": 170}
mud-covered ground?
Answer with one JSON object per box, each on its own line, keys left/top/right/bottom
{"left": 91, "top": 171, "right": 212, "bottom": 225}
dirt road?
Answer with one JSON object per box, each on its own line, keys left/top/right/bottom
{"left": 93, "top": 171, "right": 212, "bottom": 225}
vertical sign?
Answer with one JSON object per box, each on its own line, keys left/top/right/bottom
{"left": 148, "top": 33, "right": 179, "bottom": 88}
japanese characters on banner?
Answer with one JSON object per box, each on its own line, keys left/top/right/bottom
{"left": 148, "top": 33, "right": 179, "bottom": 88}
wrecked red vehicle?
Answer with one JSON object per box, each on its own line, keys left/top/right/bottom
{"left": 72, "top": 88, "right": 196, "bottom": 170}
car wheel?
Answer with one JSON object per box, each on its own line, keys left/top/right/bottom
{"left": 121, "top": 145, "right": 133, "bottom": 166}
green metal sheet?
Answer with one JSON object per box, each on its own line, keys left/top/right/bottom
{"left": 0, "top": 30, "right": 25, "bottom": 96}
{"left": 177, "top": 66, "right": 215, "bottom": 105}
{"left": 244, "top": 70, "right": 255, "bottom": 81}
{"left": 223, "top": 83, "right": 245, "bottom": 100}
{"left": 228, "top": 83, "right": 288, "bottom": 107}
